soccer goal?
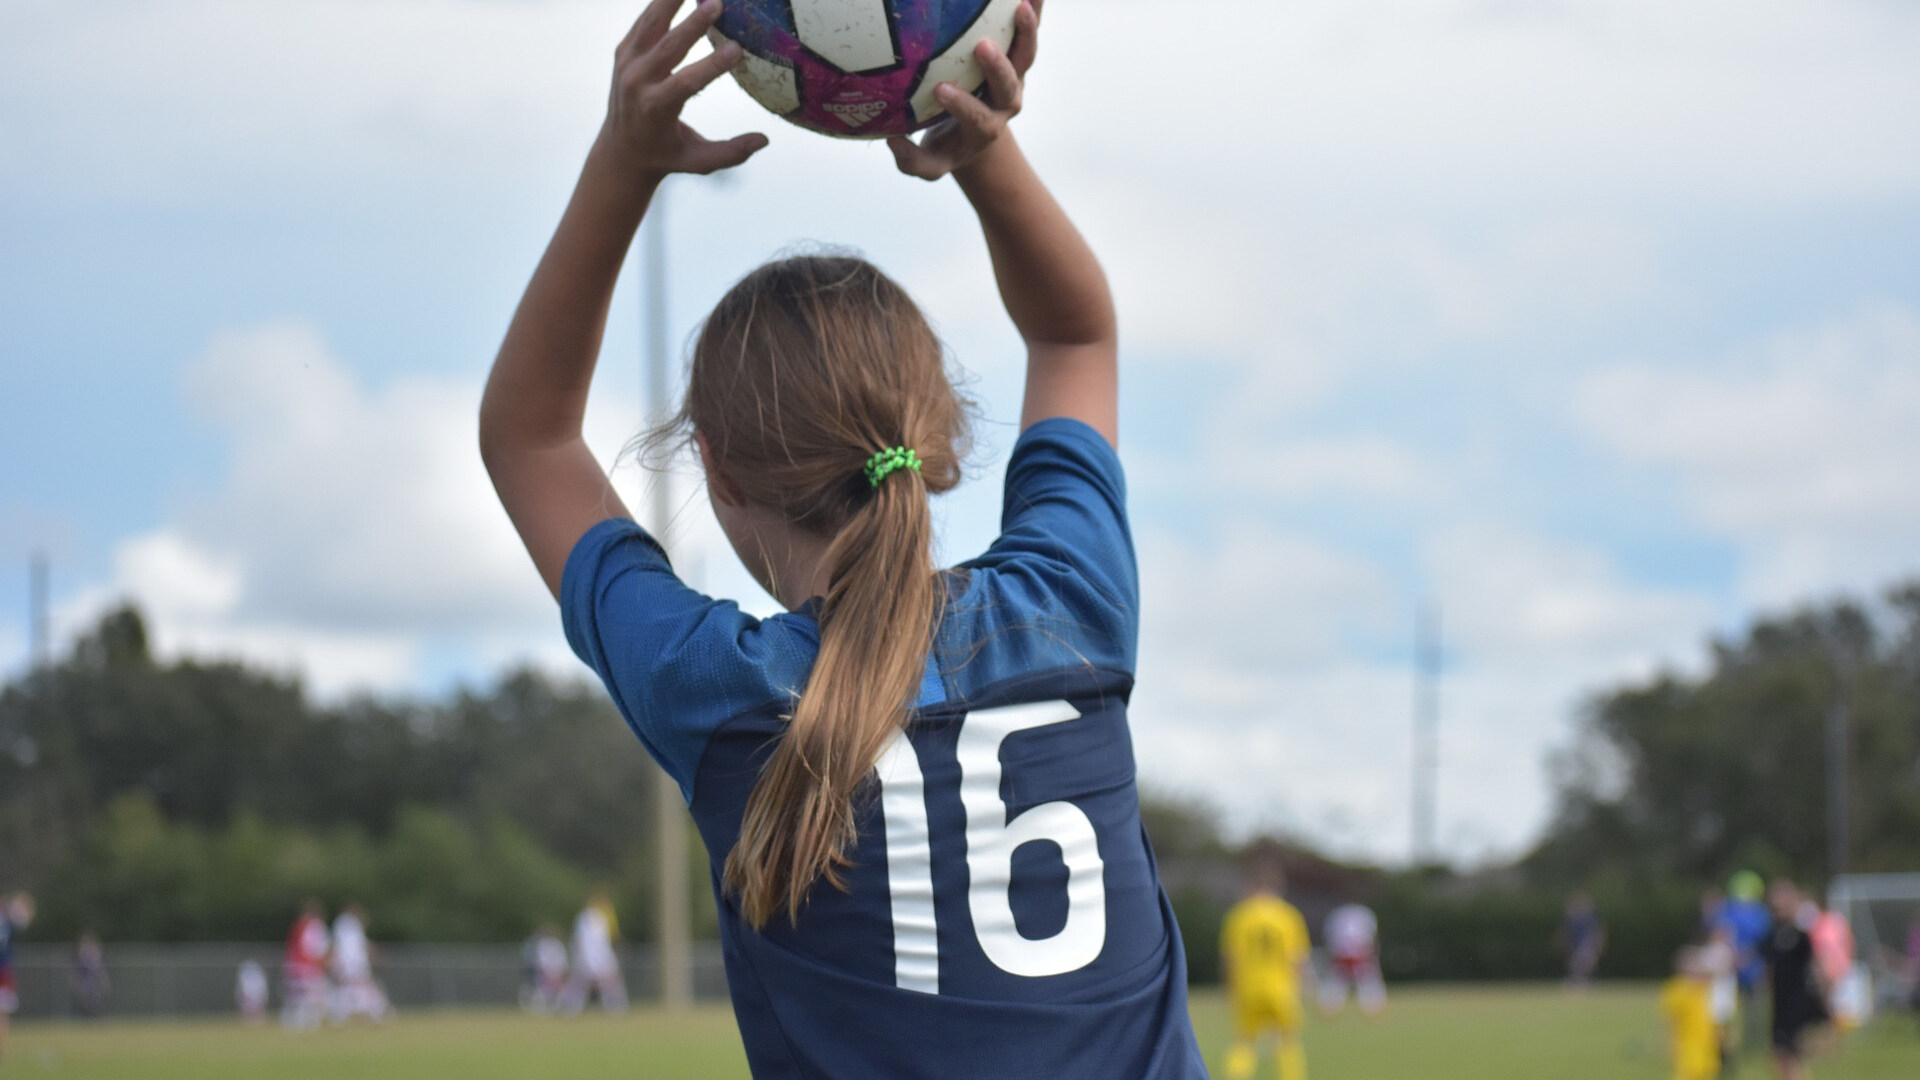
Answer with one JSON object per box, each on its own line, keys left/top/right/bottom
{"left": 1828, "top": 873, "right": 1920, "bottom": 1011}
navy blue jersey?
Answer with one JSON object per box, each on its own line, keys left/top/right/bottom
{"left": 563, "top": 418, "right": 1206, "bottom": 1079}
{"left": 0, "top": 914, "right": 14, "bottom": 970}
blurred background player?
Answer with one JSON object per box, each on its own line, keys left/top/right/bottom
{"left": 281, "top": 900, "right": 331, "bottom": 1030}
{"left": 1220, "top": 861, "right": 1312, "bottom": 1080}
{"left": 1760, "top": 880, "right": 1829, "bottom": 1080}
{"left": 1723, "top": 871, "right": 1775, "bottom": 1056}
{"left": 1906, "top": 920, "right": 1920, "bottom": 1032}
{"left": 1318, "top": 902, "right": 1386, "bottom": 1018}
{"left": 236, "top": 959, "right": 270, "bottom": 1024}
{"left": 520, "top": 924, "right": 568, "bottom": 1014}
{"left": 0, "top": 892, "right": 33, "bottom": 1065}
{"left": 1662, "top": 947, "right": 1721, "bottom": 1080}
{"left": 70, "top": 932, "right": 109, "bottom": 1019}
{"left": 1807, "top": 892, "right": 1867, "bottom": 1032}
{"left": 1557, "top": 891, "right": 1607, "bottom": 990}
{"left": 563, "top": 891, "right": 626, "bottom": 1015}
{"left": 328, "top": 903, "right": 391, "bottom": 1024}
{"left": 1694, "top": 905, "right": 1741, "bottom": 1073}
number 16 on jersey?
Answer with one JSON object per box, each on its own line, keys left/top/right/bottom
{"left": 875, "top": 700, "right": 1108, "bottom": 994}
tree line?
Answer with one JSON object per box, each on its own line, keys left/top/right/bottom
{"left": 4, "top": 583, "right": 1916, "bottom": 979}
{"left": 0, "top": 607, "right": 703, "bottom": 943}
{"left": 1526, "top": 582, "right": 1920, "bottom": 886}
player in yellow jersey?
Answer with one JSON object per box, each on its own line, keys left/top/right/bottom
{"left": 1660, "top": 947, "right": 1720, "bottom": 1080}
{"left": 1220, "top": 860, "right": 1312, "bottom": 1080}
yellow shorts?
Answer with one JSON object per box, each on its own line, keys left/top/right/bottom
{"left": 1672, "top": 1040, "right": 1718, "bottom": 1080}
{"left": 1233, "top": 983, "right": 1304, "bottom": 1039}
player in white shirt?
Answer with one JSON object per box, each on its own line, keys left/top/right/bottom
{"left": 236, "top": 960, "right": 270, "bottom": 1024}
{"left": 327, "top": 904, "right": 392, "bottom": 1024}
{"left": 522, "top": 926, "right": 570, "bottom": 1014}
{"left": 1697, "top": 922, "right": 1739, "bottom": 1070}
{"left": 563, "top": 893, "right": 627, "bottom": 1015}
{"left": 1319, "top": 903, "right": 1387, "bottom": 1017}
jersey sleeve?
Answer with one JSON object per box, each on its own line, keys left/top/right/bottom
{"left": 957, "top": 418, "right": 1139, "bottom": 673}
{"left": 561, "top": 516, "right": 811, "bottom": 800}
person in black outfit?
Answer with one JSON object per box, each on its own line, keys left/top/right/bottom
{"left": 1757, "top": 880, "right": 1828, "bottom": 1080}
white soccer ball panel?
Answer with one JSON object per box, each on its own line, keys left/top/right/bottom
{"left": 710, "top": 28, "right": 802, "bottom": 116}
{"left": 908, "top": 0, "right": 1019, "bottom": 124}
{"left": 791, "top": 0, "right": 900, "bottom": 74}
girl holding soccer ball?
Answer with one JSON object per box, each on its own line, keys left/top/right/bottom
{"left": 481, "top": 1, "right": 1206, "bottom": 1074}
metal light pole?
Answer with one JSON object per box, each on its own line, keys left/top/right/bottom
{"left": 29, "top": 551, "right": 49, "bottom": 669}
{"left": 1411, "top": 602, "right": 1441, "bottom": 867}
{"left": 1825, "top": 672, "right": 1851, "bottom": 880}
{"left": 643, "top": 185, "right": 694, "bottom": 1010}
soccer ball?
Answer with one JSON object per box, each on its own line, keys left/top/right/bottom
{"left": 710, "top": 0, "right": 1020, "bottom": 139}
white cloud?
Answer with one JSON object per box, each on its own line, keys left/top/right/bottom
{"left": 115, "top": 533, "right": 243, "bottom": 621}
{"left": 1427, "top": 524, "right": 1712, "bottom": 669}
{"left": 1024, "top": 0, "right": 1920, "bottom": 207}
{"left": 55, "top": 322, "right": 668, "bottom": 695}
{"left": 1580, "top": 305, "right": 1920, "bottom": 605}
{"left": 1415, "top": 526, "right": 1715, "bottom": 860}
{"left": 1127, "top": 519, "right": 1715, "bottom": 863}
{"left": 1129, "top": 525, "right": 1401, "bottom": 849}
{"left": 1131, "top": 658, "right": 1420, "bottom": 856}
{"left": 0, "top": 0, "right": 616, "bottom": 199}
{"left": 1233, "top": 435, "right": 1434, "bottom": 502}
{"left": 175, "top": 323, "right": 554, "bottom": 635}
{"left": 1140, "top": 524, "right": 1399, "bottom": 671}
{"left": 1366, "top": 219, "right": 1659, "bottom": 341}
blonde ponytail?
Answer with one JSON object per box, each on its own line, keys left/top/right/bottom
{"left": 725, "top": 466, "right": 939, "bottom": 927}
{"left": 665, "top": 255, "right": 971, "bottom": 928}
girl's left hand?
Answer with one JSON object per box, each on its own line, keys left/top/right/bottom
{"left": 888, "top": 0, "right": 1041, "bottom": 181}
{"left": 602, "top": 0, "right": 769, "bottom": 180}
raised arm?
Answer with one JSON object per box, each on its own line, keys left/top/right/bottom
{"left": 888, "top": 0, "right": 1118, "bottom": 446}
{"left": 479, "top": 0, "right": 765, "bottom": 598}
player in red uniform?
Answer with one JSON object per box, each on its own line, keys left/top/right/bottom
{"left": 1320, "top": 902, "right": 1387, "bottom": 1017}
{"left": 281, "top": 900, "right": 332, "bottom": 1030}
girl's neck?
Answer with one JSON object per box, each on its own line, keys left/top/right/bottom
{"left": 722, "top": 499, "right": 835, "bottom": 612}
{"left": 768, "top": 528, "right": 834, "bottom": 613}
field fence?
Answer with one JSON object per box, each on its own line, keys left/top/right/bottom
{"left": 9, "top": 942, "right": 729, "bottom": 1021}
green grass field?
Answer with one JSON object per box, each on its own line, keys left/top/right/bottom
{"left": 8, "top": 986, "right": 1918, "bottom": 1079}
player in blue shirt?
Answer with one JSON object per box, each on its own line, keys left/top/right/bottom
{"left": 1719, "top": 871, "right": 1773, "bottom": 1054}
{"left": 0, "top": 892, "right": 33, "bottom": 1064}
{"left": 479, "top": 1, "right": 1207, "bottom": 1076}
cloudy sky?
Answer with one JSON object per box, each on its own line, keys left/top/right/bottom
{"left": 4, "top": 0, "right": 1918, "bottom": 864}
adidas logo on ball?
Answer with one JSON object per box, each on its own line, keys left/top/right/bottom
{"left": 823, "top": 100, "right": 890, "bottom": 128}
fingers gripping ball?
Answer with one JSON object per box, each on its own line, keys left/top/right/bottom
{"left": 710, "top": 0, "right": 1019, "bottom": 138}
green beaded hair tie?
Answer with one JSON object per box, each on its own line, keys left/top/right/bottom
{"left": 864, "top": 446, "right": 923, "bottom": 489}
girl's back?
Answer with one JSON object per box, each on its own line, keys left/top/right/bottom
{"left": 565, "top": 418, "right": 1200, "bottom": 1076}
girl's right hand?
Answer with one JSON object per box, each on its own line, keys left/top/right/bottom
{"left": 602, "top": 0, "right": 769, "bottom": 179}
{"left": 888, "top": 0, "right": 1042, "bottom": 181}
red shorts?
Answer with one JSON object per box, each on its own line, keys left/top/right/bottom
{"left": 1334, "top": 954, "right": 1378, "bottom": 979}
{"left": 0, "top": 967, "right": 18, "bottom": 1013}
